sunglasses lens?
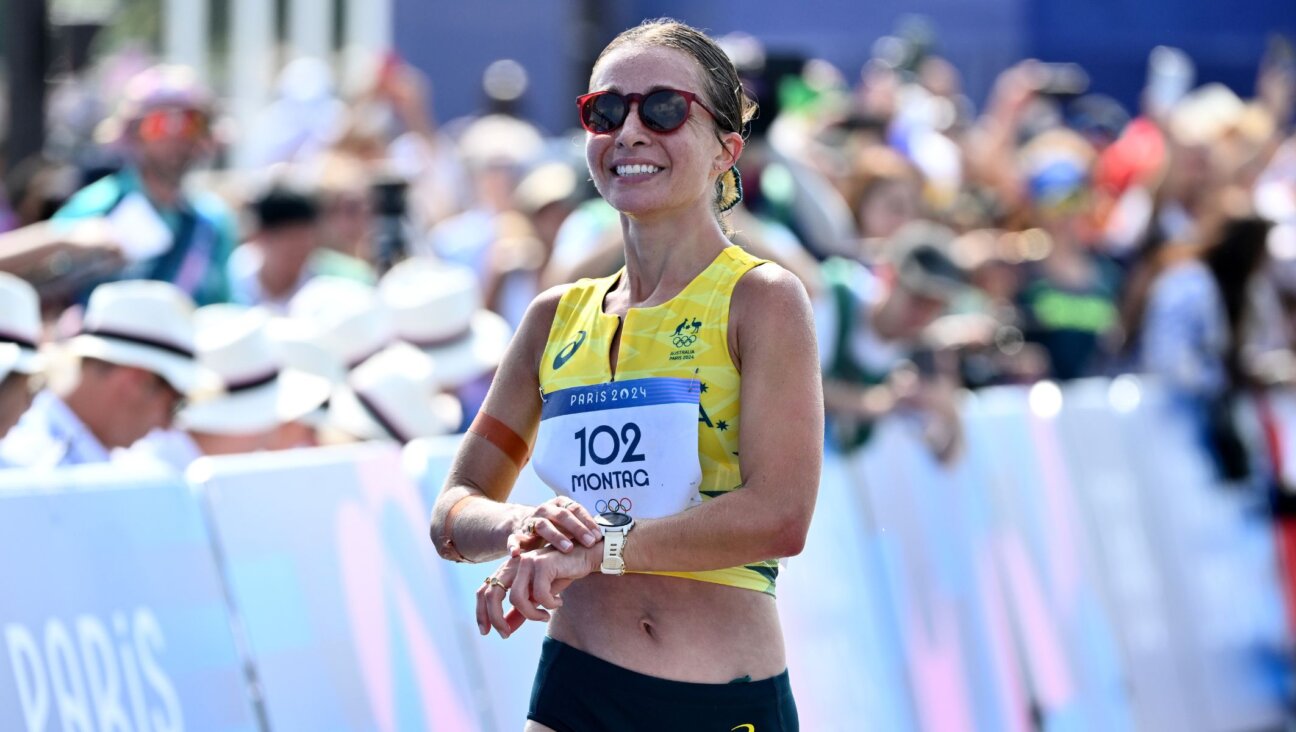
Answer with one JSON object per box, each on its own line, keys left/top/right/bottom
{"left": 641, "top": 90, "right": 690, "bottom": 132}
{"left": 138, "top": 109, "right": 206, "bottom": 141}
{"left": 583, "top": 93, "right": 628, "bottom": 133}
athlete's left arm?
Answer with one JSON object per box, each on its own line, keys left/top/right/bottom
{"left": 504, "top": 265, "right": 824, "bottom": 621}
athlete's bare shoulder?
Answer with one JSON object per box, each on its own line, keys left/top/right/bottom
{"left": 513, "top": 283, "right": 576, "bottom": 371}
{"left": 728, "top": 261, "right": 814, "bottom": 371}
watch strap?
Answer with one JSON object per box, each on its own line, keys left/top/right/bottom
{"left": 601, "top": 527, "right": 629, "bottom": 575}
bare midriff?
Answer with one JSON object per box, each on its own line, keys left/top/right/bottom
{"left": 546, "top": 572, "right": 786, "bottom": 683}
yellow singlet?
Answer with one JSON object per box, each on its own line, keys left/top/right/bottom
{"left": 538, "top": 245, "right": 778, "bottom": 595}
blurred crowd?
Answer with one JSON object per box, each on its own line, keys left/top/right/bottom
{"left": 0, "top": 22, "right": 1294, "bottom": 489}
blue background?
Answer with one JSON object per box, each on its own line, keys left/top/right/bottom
{"left": 394, "top": 0, "right": 1296, "bottom": 133}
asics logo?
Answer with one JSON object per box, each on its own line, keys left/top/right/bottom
{"left": 552, "top": 330, "right": 587, "bottom": 371}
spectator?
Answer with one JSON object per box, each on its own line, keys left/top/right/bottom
{"left": 818, "top": 220, "right": 968, "bottom": 461}
{"left": 51, "top": 64, "right": 237, "bottom": 306}
{"left": 0, "top": 280, "right": 205, "bottom": 467}
{"left": 0, "top": 274, "right": 45, "bottom": 444}
{"left": 120, "top": 305, "right": 332, "bottom": 470}
{"left": 227, "top": 184, "right": 375, "bottom": 313}
{"left": 1136, "top": 213, "right": 1274, "bottom": 398}
{"left": 1014, "top": 129, "right": 1122, "bottom": 380}
{"left": 846, "top": 145, "right": 923, "bottom": 254}
{"left": 312, "top": 153, "right": 377, "bottom": 264}
{"left": 1134, "top": 212, "right": 1274, "bottom": 479}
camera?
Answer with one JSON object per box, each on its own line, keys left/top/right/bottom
{"left": 370, "top": 176, "right": 409, "bottom": 274}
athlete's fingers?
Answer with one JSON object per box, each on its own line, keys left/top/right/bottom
{"left": 507, "top": 530, "right": 544, "bottom": 557}
{"left": 484, "top": 575, "right": 513, "bottom": 637}
{"left": 565, "top": 500, "right": 600, "bottom": 529}
{"left": 535, "top": 499, "right": 599, "bottom": 544}
{"left": 505, "top": 608, "right": 526, "bottom": 634}
{"left": 553, "top": 509, "right": 599, "bottom": 547}
{"left": 532, "top": 519, "right": 574, "bottom": 552}
{"left": 531, "top": 561, "right": 564, "bottom": 610}
{"left": 509, "top": 557, "right": 550, "bottom": 623}
{"left": 474, "top": 584, "right": 490, "bottom": 635}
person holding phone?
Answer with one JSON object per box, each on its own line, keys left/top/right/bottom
{"left": 818, "top": 220, "right": 970, "bottom": 462}
{"left": 428, "top": 18, "right": 821, "bottom": 730}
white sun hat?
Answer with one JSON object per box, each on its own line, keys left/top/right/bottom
{"left": 64, "top": 280, "right": 208, "bottom": 395}
{"left": 274, "top": 276, "right": 395, "bottom": 382}
{"left": 0, "top": 272, "right": 45, "bottom": 377}
{"left": 176, "top": 305, "right": 332, "bottom": 435}
{"left": 328, "top": 342, "right": 462, "bottom": 444}
{"left": 379, "top": 258, "right": 511, "bottom": 389}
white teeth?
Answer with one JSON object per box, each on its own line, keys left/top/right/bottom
{"left": 615, "top": 164, "right": 662, "bottom": 177}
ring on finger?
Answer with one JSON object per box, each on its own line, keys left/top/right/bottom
{"left": 484, "top": 576, "right": 506, "bottom": 590}
{"left": 523, "top": 518, "right": 538, "bottom": 536}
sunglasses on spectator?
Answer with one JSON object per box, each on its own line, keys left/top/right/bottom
{"left": 136, "top": 108, "right": 209, "bottom": 142}
{"left": 577, "top": 89, "right": 714, "bottom": 134}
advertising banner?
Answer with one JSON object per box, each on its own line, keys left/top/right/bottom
{"left": 0, "top": 468, "right": 258, "bottom": 732}
{"left": 854, "top": 419, "right": 1033, "bottom": 732}
{"left": 966, "top": 386, "right": 1135, "bottom": 732}
{"left": 192, "top": 445, "right": 484, "bottom": 732}
{"left": 406, "top": 437, "right": 553, "bottom": 730}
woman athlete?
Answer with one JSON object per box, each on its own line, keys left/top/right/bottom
{"left": 429, "top": 19, "right": 823, "bottom": 731}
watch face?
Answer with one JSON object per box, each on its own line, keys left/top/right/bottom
{"left": 597, "top": 511, "right": 632, "bottom": 528}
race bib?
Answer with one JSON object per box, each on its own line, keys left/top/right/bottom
{"left": 532, "top": 377, "right": 702, "bottom": 519}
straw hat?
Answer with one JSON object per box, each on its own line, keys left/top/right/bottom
{"left": 380, "top": 258, "right": 510, "bottom": 388}
{"left": 328, "top": 342, "right": 462, "bottom": 444}
{"left": 176, "top": 305, "right": 331, "bottom": 435}
{"left": 0, "top": 273, "right": 44, "bottom": 378}
{"left": 64, "top": 280, "right": 208, "bottom": 395}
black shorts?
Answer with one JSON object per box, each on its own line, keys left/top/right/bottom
{"left": 527, "top": 637, "right": 799, "bottom": 732}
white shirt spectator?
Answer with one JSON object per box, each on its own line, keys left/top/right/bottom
{"left": 1140, "top": 260, "right": 1229, "bottom": 397}
{"left": 0, "top": 391, "right": 109, "bottom": 468}
{"left": 115, "top": 428, "right": 203, "bottom": 473}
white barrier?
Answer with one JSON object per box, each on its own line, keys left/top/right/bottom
{"left": 0, "top": 468, "right": 259, "bottom": 732}
{"left": 189, "top": 444, "right": 483, "bottom": 732}
{"left": 0, "top": 379, "right": 1288, "bottom": 731}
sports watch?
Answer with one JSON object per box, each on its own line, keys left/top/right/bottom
{"left": 596, "top": 511, "right": 635, "bottom": 575}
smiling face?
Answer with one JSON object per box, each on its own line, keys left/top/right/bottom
{"left": 585, "top": 45, "right": 740, "bottom": 220}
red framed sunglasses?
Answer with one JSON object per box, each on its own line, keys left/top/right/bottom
{"left": 576, "top": 88, "right": 714, "bottom": 134}
{"left": 135, "top": 108, "right": 209, "bottom": 142}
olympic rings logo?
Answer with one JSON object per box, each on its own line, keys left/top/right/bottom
{"left": 595, "top": 498, "right": 632, "bottom": 514}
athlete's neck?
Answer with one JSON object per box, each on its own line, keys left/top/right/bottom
{"left": 618, "top": 204, "right": 729, "bottom": 306}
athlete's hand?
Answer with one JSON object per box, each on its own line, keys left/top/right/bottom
{"left": 507, "top": 497, "right": 600, "bottom": 557}
{"left": 507, "top": 543, "right": 601, "bottom": 624}
{"left": 477, "top": 555, "right": 526, "bottom": 639}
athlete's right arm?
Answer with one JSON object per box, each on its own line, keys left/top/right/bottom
{"left": 429, "top": 285, "right": 568, "bottom": 563}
